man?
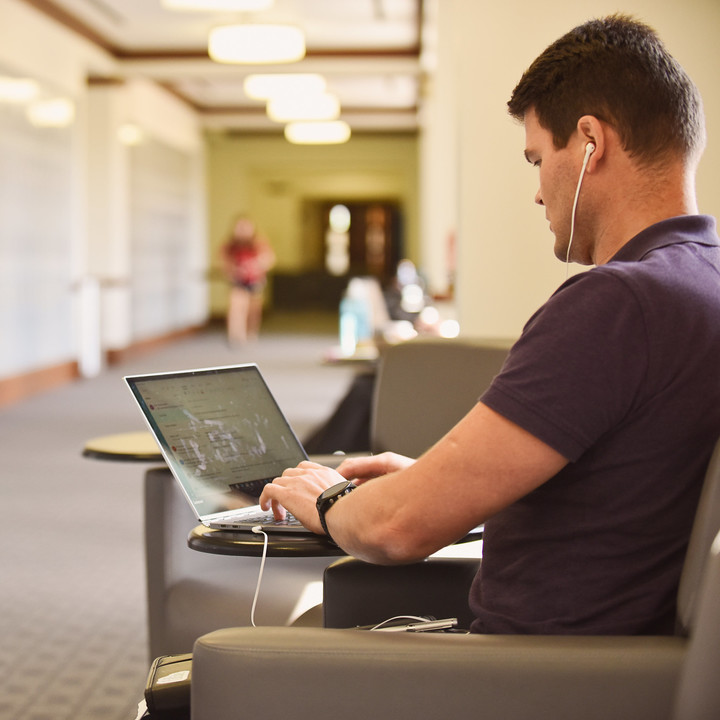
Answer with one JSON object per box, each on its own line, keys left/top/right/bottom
{"left": 260, "top": 15, "right": 720, "bottom": 635}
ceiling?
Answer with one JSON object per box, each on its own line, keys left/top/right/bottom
{"left": 26, "top": 0, "right": 431, "bottom": 133}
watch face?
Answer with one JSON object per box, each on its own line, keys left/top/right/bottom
{"left": 322, "top": 481, "right": 351, "bottom": 500}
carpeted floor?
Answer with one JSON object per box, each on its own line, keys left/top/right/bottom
{"left": 0, "top": 314, "right": 356, "bottom": 720}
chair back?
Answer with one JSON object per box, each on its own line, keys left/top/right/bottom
{"left": 676, "top": 437, "right": 720, "bottom": 635}
{"left": 673, "top": 531, "right": 720, "bottom": 720}
{"left": 672, "top": 437, "right": 720, "bottom": 718}
{"left": 370, "top": 338, "right": 510, "bottom": 457}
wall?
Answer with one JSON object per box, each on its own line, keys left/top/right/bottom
{"left": 0, "top": 0, "right": 207, "bottom": 393}
{"left": 0, "top": 0, "right": 108, "bottom": 382}
{"left": 205, "top": 131, "right": 418, "bottom": 316}
{"left": 434, "top": 0, "right": 720, "bottom": 340}
{"left": 0, "top": 72, "right": 76, "bottom": 377}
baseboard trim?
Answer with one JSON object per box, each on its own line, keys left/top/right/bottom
{"left": 0, "top": 361, "right": 80, "bottom": 409}
{"left": 106, "top": 325, "right": 204, "bottom": 366}
{"left": 0, "top": 325, "right": 206, "bottom": 408}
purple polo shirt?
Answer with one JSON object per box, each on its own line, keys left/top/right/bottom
{"left": 471, "top": 215, "right": 720, "bottom": 635}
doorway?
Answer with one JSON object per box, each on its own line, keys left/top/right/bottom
{"left": 272, "top": 199, "right": 405, "bottom": 311}
{"left": 320, "top": 200, "right": 404, "bottom": 283}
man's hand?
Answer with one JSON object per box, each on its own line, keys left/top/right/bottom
{"left": 335, "top": 452, "right": 416, "bottom": 484}
{"left": 259, "top": 461, "right": 345, "bottom": 534}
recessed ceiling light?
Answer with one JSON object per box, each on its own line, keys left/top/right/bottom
{"left": 118, "top": 124, "right": 144, "bottom": 146}
{"left": 162, "top": 0, "right": 273, "bottom": 11}
{"left": 268, "top": 93, "right": 340, "bottom": 123}
{"left": 209, "top": 24, "right": 305, "bottom": 64}
{"left": 26, "top": 98, "right": 75, "bottom": 128}
{"left": 243, "top": 74, "right": 326, "bottom": 100}
{"left": 284, "top": 121, "right": 351, "bottom": 145}
{"left": 0, "top": 77, "right": 39, "bottom": 103}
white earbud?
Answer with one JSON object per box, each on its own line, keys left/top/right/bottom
{"left": 585, "top": 142, "right": 596, "bottom": 158}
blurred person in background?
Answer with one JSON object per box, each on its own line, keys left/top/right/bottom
{"left": 222, "top": 217, "right": 275, "bottom": 344}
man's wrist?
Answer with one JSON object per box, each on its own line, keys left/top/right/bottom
{"left": 316, "top": 481, "right": 356, "bottom": 542}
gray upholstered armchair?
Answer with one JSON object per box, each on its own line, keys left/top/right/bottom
{"left": 188, "top": 434, "right": 720, "bottom": 720}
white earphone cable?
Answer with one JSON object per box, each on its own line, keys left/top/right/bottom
{"left": 565, "top": 144, "right": 594, "bottom": 279}
{"left": 250, "top": 526, "right": 269, "bottom": 627}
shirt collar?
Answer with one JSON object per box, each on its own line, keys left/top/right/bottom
{"left": 609, "top": 215, "right": 719, "bottom": 263}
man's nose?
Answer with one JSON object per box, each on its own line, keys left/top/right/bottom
{"left": 535, "top": 189, "right": 544, "bottom": 206}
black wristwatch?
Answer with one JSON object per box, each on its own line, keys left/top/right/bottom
{"left": 316, "top": 480, "right": 356, "bottom": 542}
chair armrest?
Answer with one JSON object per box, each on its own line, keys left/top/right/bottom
{"left": 192, "top": 626, "right": 684, "bottom": 720}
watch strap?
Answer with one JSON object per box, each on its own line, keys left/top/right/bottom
{"left": 316, "top": 481, "right": 356, "bottom": 543}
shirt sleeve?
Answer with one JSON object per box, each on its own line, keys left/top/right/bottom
{"left": 480, "top": 269, "right": 649, "bottom": 461}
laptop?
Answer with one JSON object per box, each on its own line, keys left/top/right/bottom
{"left": 125, "top": 363, "right": 314, "bottom": 533}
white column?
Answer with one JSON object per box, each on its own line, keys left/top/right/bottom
{"left": 418, "top": 0, "right": 459, "bottom": 299}
{"left": 86, "top": 84, "right": 133, "bottom": 351}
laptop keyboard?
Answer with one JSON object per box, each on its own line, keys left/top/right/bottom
{"left": 220, "top": 508, "right": 302, "bottom": 528}
{"left": 230, "top": 479, "right": 272, "bottom": 497}
{"left": 249, "top": 511, "right": 299, "bottom": 526}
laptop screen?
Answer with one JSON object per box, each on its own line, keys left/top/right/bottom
{"left": 125, "top": 364, "right": 307, "bottom": 518}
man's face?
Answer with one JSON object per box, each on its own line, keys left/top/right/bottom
{"left": 523, "top": 109, "right": 589, "bottom": 263}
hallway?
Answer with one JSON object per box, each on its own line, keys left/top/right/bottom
{"left": 0, "top": 316, "right": 356, "bottom": 720}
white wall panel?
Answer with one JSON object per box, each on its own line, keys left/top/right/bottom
{"left": 129, "top": 138, "right": 202, "bottom": 340}
{"left": 0, "top": 77, "right": 75, "bottom": 376}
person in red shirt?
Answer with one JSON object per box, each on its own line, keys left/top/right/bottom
{"left": 222, "top": 217, "right": 275, "bottom": 344}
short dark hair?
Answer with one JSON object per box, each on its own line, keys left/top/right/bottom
{"left": 508, "top": 14, "right": 705, "bottom": 164}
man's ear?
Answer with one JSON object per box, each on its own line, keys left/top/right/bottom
{"left": 577, "top": 115, "right": 606, "bottom": 169}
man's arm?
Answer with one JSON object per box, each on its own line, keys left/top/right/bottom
{"left": 260, "top": 401, "right": 568, "bottom": 564}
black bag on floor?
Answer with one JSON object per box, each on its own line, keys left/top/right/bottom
{"left": 140, "top": 653, "right": 191, "bottom": 719}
